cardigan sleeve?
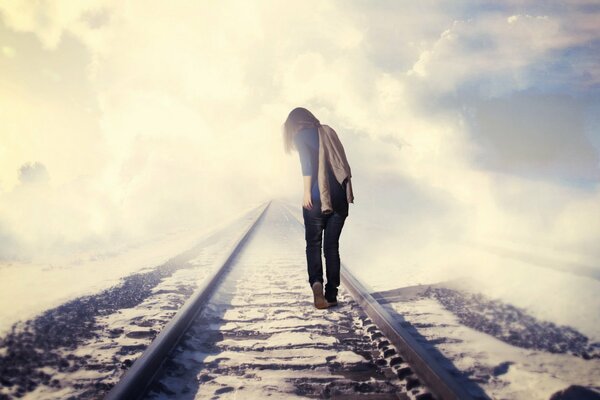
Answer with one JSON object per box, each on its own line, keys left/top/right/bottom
{"left": 327, "top": 126, "right": 352, "bottom": 175}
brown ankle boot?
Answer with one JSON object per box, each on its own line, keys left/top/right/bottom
{"left": 311, "top": 282, "right": 328, "bottom": 309}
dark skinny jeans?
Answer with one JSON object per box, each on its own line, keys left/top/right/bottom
{"left": 302, "top": 197, "right": 347, "bottom": 302}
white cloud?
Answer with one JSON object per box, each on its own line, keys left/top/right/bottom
{"left": 1, "top": 45, "right": 15, "bottom": 58}
{"left": 407, "top": 13, "right": 596, "bottom": 95}
{"left": 0, "top": 0, "right": 598, "bottom": 284}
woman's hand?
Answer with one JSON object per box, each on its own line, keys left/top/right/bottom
{"left": 303, "top": 192, "right": 313, "bottom": 210}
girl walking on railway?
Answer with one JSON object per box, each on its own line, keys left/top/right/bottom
{"left": 282, "top": 107, "right": 355, "bottom": 309}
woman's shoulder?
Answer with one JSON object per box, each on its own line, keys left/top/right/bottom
{"left": 297, "top": 126, "right": 318, "bottom": 134}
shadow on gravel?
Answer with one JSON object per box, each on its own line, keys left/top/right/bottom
{"left": 424, "top": 286, "right": 600, "bottom": 360}
{"left": 373, "top": 284, "right": 600, "bottom": 360}
{"left": 371, "top": 283, "right": 600, "bottom": 399}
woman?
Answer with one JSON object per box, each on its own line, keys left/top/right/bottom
{"left": 282, "top": 107, "right": 353, "bottom": 309}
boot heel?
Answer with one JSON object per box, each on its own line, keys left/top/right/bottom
{"left": 311, "top": 282, "right": 328, "bottom": 309}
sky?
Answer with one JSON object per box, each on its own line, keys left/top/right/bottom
{"left": 0, "top": 0, "right": 599, "bottom": 270}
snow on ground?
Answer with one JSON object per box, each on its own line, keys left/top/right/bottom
{"left": 1, "top": 197, "right": 598, "bottom": 399}
{"left": 380, "top": 288, "right": 600, "bottom": 400}
{"left": 281, "top": 198, "right": 600, "bottom": 399}
{"left": 0, "top": 203, "right": 266, "bottom": 399}
{"left": 146, "top": 200, "right": 420, "bottom": 400}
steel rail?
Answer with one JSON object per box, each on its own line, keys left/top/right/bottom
{"left": 105, "top": 200, "right": 272, "bottom": 400}
{"left": 107, "top": 198, "right": 480, "bottom": 400}
{"left": 281, "top": 201, "right": 480, "bottom": 400}
{"left": 339, "top": 266, "right": 478, "bottom": 400}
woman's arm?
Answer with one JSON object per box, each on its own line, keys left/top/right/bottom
{"left": 295, "top": 135, "right": 314, "bottom": 210}
{"left": 303, "top": 175, "right": 313, "bottom": 210}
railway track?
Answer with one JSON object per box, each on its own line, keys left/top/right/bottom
{"left": 106, "top": 199, "right": 483, "bottom": 400}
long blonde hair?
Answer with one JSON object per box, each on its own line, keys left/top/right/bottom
{"left": 282, "top": 107, "right": 321, "bottom": 154}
